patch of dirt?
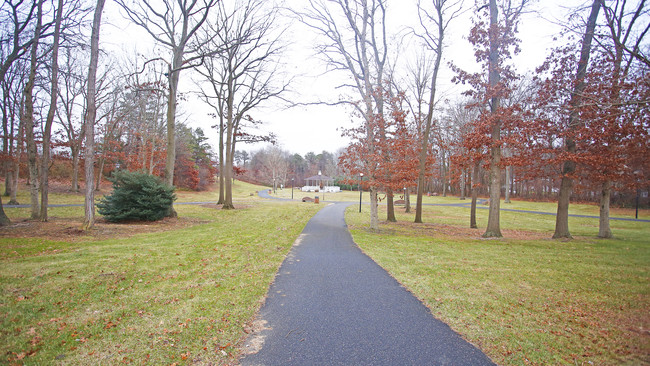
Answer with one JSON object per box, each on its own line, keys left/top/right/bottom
{"left": 0, "top": 216, "right": 210, "bottom": 242}
{"left": 199, "top": 203, "right": 253, "bottom": 210}
{"left": 241, "top": 319, "right": 271, "bottom": 355}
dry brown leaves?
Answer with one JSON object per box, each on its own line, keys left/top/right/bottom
{"left": 373, "top": 220, "right": 549, "bottom": 241}
{"left": 0, "top": 216, "right": 209, "bottom": 242}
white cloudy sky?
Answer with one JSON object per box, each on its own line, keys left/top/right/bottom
{"left": 101, "top": 0, "right": 588, "bottom": 156}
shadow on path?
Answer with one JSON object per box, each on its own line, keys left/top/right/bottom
{"left": 240, "top": 202, "right": 494, "bottom": 365}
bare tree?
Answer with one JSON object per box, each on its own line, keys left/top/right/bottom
{"left": 23, "top": 0, "right": 45, "bottom": 220}
{"left": 0, "top": 0, "right": 40, "bottom": 83}
{"left": 0, "top": 0, "right": 46, "bottom": 225}
{"left": 1, "top": 57, "right": 26, "bottom": 204}
{"left": 299, "top": 0, "right": 388, "bottom": 230}
{"left": 117, "top": 0, "right": 218, "bottom": 216}
{"left": 56, "top": 47, "right": 86, "bottom": 191}
{"left": 82, "top": 0, "right": 106, "bottom": 231}
{"left": 39, "top": 0, "right": 64, "bottom": 221}
{"left": 197, "top": 0, "right": 286, "bottom": 209}
{"left": 413, "top": 0, "right": 464, "bottom": 223}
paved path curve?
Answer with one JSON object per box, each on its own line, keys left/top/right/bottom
{"left": 240, "top": 201, "right": 494, "bottom": 365}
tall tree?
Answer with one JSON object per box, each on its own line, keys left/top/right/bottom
{"left": 301, "top": 0, "right": 388, "bottom": 230}
{"left": 0, "top": 0, "right": 44, "bottom": 225}
{"left": 483, "top": 0, "right": 503, "bottom": 238}
{"left": 39, "top": 0, "right": 64, "bottom": 221}
{"left": 117, "top": 0, "right": 218, "bottom": 216}
{"left": 453, "top": 0, "right": 528, "bottom": 237}
{"left": 590, "top": 0, "right": 648, "bottom": 238}
{"left": 56, "top": 47, "right": 87, "bottom": 192}
{"left": 1, "top": 57, "right": 26, "bottom": 205}
{"left": 197, "top": 0, "right": 287, "bottom": 209}
{"left": 553, "top": 0, "right": 601, "bottom": 239}
{"left": 82, "top": 0, "right": 106, "bottom": 230}
{"left": 23, "top": 0, "right": 44, "bottom": 220}
{"left": 413, "top": 0, "right": 464, "bottom": 223}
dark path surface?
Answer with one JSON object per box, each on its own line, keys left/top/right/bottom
{"left": 240, "top": 202, "right": 495, "bottom": 366}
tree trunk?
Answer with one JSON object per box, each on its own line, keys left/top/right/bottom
{"left": 504, "top": 165, "right": 511, "bottom": 203}
{"left": 39, "top": 0, "right": 63, "bottom": 221}
{"left": 405, "top": 189, "right": 411, "bottom": 213}
{"left": 0, "top": 195, "right": 10, "bottom": 226}
{"left": 222, "top": 74, "right": 235, "bottom": 210}
{"left": 386, "top": 189, "right": 396, "bottom": 222}
{"left": 2, "top": 98, "right": 11, "bottom": 198}
{"left": 71, "top": 146, "right": 80, "bottom": 191}
{"left": 470, "top": 161, "right": 480, "bottom": 229}
{"left": 9, "top": 107, "right": 23, "bottom": 205}
{"left": 217, "top": 117, "right": 225, "bottom": 204}
{"left": 24, "top": 0, "right": 43, "bottom": 220}
{"left": 441, "top": 151, "right": 447, "bottom": 197}
{"left": 598, "top": 180, "right": 613, "bottom": 238}
{"left": 370, "top": 186, "right": 379, "bottom": 231}
{"left": 82, "top": 0, "right": 106, "bottom": 231}
{"left": 553, "top": 0, "right": 601, "bottom": 239}
{"left": 483, "top": 0, "right": 502, "bottom": 238}
{"left": 95, "top": 157, "right": 105, "bottom": 191}
{"left": 460, "top": 168, "right": 466, "bottom": 200}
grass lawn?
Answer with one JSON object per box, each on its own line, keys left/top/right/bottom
{"left": 345, "top": 201, "right": 650, "bottom": 365}
{"left": 1, "top": 181, "right": 321, "bottom": 365}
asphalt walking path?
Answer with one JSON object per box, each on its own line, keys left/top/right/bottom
{"left": 240, "top": 197, "right": 494, "bottom": 365}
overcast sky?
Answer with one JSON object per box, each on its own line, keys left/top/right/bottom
{"left": 101, "top": 0, "right": 587, "bottom": 156}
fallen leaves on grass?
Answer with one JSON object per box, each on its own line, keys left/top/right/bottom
{"left": 0, "top": 217, "right": 209, "bottom": 243}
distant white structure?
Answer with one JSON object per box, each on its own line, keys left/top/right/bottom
{"left": 301, "top": 171, "right": 341, "bottom": 193}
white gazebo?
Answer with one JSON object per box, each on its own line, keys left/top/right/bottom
{"left": 301, "top": 171, "right": 341, "bottom": 193}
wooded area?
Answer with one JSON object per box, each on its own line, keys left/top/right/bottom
{"left": 0, "top": 0, "right": 648, "bottom": 239}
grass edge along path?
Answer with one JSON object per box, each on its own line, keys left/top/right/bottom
{"left": 345, "top": 205, "right": 650, "bottom": 366}
{"left": 1, "top": 191, "right": 321, "bottom": 365}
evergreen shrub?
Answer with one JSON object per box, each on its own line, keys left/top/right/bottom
{"left": 97, "top": 171, "right": 176, "bottom": 222}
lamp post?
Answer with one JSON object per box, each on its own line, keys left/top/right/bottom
{"left": 291, "top": 178, "right": 294, "bottom": 200}
{"left": 359, "top": 173, "right": 364, "bottom": 213}
{"left": 634, "top": 170, "right": 640, "bottom": 219}
{"left": 634, "top": 187, "right": 639, "bottom": 220}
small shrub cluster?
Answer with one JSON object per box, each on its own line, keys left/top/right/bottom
{"left": 97, "top": 170, "right": 176, "bottom": 222}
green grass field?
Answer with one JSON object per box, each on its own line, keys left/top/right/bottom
{"left": 2, "top": 183, "right": 648, "bottom": 365}
{"left": 1, "top": 181, "right": 321, "bottom": 365}
{"left": 345, "top": 200, "right": 650, "bottom": 365}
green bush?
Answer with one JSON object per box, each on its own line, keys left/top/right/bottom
{"left": 97, "top": 171, "right": 176, "bottom": 222}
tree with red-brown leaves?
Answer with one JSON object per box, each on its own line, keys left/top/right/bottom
{"left": 339, "top": 89, "right": 421, "bottom": 223}
{"left": 519, "top": 0, "right": 648, "bottom": 239}
{"left": 452, "top": 0, "right": 529, "bottom": 237}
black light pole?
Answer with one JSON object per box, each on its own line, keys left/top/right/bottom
{"left": 291, "top": 178, "right": 294, "bottom": 200}
{"left": 634, "top": 171, "right": 640, "bottom": 219}
{"left": 634, "top": 187, "right": 639, "bottom": 220}
{"left": 359, "top": 173, "right": 364, "bottom": 213}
